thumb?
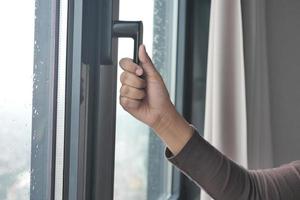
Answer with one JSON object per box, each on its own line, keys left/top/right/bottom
{"left": 139, "top": 44, "right": 159, "bottom": 77}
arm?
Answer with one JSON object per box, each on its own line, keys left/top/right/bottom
{"left": 166, "top": 130, "right": 300, "bottom": 200}
{"left": 118, "top": 45, "right": 300, "bottom": 200}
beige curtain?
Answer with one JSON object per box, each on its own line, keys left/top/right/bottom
{"left": 201, "top": 0, "right": 248, "bottom": 199}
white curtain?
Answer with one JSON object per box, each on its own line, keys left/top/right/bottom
{"left": 202, "top": 0, "right": 247, "bottom": 198}
{"left": 201, "top": 0, "right": 273, "bottom": 199}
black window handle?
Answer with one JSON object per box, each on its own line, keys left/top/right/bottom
{"left": 113, "top": 21, "right": 143, "bottom": 64}
{"left": 97, "top": 0, "right": 143, "bottom": 66}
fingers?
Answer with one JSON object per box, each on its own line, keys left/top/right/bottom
{"left": 119, "top": 58, "right": 144, "bottom": 76}
{"left": 120, "top": 96, "right": 141, "bottom": 109}
{"left": 119, "top": 45, "right": 160, "bottom": 79}
{"left": 119, "top": 62, "right": 146, "bottom": 110}
{"left": 120, "top": 85, "right": 146, "bottom": 100}
{"left": 120, "top": 71, "right": 146, "bottom": 89}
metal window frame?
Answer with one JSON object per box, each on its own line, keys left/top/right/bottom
{"left": 63, "top": 0, "right": 120, "bottom": 200}
{"left": 172, "top": 0, "right": 188, "bottom": 199}
{"left": 62, "top": 0, "right": 83, "bottom": 198}
{"left": 63, "top": 0, "right": 186, "bottom": 198}
{"left": 177, "top": 0, "right": 211, "bottom": 199}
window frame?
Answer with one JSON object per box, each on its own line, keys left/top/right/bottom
{"left": 63, "top": 0, "right": 120, "bottom": 199}
{"left": 62, "top": 0, "right": 192, "bottom": 199}
{"left": 62, "top": 0, "right": 83, "bottom": 198}
{"left": 31, "top": 0, "right": 210, "bottom": 199}
{"left": 176, "top": 0, "right": 211, "bottom": 199}
{"left": 30, "top": 0, "right": 60, "bottom": 199}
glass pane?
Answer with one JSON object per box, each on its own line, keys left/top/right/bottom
{"left": 147, "top": 0, "right": 179, "bottom": 199}
{"left": 0, "top": 0, "right": 67, "bottom": 199}
{"left": 114, "top": 0, "right": 153, "bottom": 198}
{"left": 30, "top": 0, "right": 68, "bottom": 198}
{"left": 31, "top": 0, "right": 57, "bottom": 197}
{"left": 114, "top": 0, "right": 178, "bottom": 199}
{"left": 0, "top": 1, "right": 35, "bottom": 199}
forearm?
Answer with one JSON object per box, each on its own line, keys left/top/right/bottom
{"left": 151, "top": 105, "right": 251, "bottom": 199}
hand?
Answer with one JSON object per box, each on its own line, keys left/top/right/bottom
{"left": 119, "top": 44, "right": 176, "bottom": 131}
{"left": 119, "top": 44, "right": 193, "bottom": 155}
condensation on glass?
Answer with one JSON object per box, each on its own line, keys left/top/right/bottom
{"left": 147, "top": 0, "right": 178, "bottom": 199}
{"left": 0, "top": 1, "right": 35, "bottom": 199}
{"left": 30, "top": 0, "right": 68, "bottom": 199}
{"left": 114, "top": 0, "right": 178, "bottom": 199}
{"left": 30, "top": 0, "right": 58, "bottom": 198}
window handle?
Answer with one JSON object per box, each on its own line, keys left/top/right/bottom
{"left": 113, "top": 21, "right": 143, "bottom": 64}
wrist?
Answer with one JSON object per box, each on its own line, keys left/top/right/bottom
{"left": 152, "top": 106, "right": 194, "bottom": 155}
{"left": 151, "top": 103, "right": 178, "bottom": 134}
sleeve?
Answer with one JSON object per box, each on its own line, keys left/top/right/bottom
{"left": 165, "top": 130, "right": 300, "bottom": 200}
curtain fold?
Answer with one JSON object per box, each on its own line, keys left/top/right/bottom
{"left": 241, "top": 0, "right": 273, "bottom": 169}
{"left": 201, "top": 0, "right": 247, "bottom": 199}
{"left": 201, "top": 0, "right": 274, "bottom": 199}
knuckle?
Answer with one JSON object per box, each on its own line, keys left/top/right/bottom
{"left": 120, "top": 85, "right": 130, "bottom": 96}
{"left": 120, "top": 97, "right": 129, "bottom": 107}
{"left": 119, "top": 58, "right": 124, "bottom": 66}
{"left": 120, "top": 72, "right": 127, "bottom": 83}
{"left": 120, "top": 73, "right": 124, "bottom": 82}
{"left": 119, "top": 58, "right": 131, "bottom": 68}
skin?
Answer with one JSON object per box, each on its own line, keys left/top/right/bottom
{"left": 119, "top": 44, "right": 194, "bottom": 156}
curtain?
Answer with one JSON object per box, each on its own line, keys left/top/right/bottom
{"left": 201, "top": 0, "right": 247, "bottom": 199}
{"left": 201, "top": 0, "right": 273, "bottom": 199}
{"left": 241, "top": 0, "right": 273, "bottom": 169}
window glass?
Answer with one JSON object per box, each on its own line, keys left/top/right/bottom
{"left": 146, "top": 1, "right": 178, "bottom": 199}
{"left": 114, "top": 0, "right": 178, "bottom": 199}
{"left": 0, "top": 0, "right": 66, "bottom": 199}
{"left": 30, "top": 0, "right": 58, "bottom": 197}
{"left": 114, "top": 1, "right": 153, "bottom": 199}
{"left": 0, "top": 1, "right": 35, "bottom": 199}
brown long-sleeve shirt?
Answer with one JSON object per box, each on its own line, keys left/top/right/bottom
{"left": 166, "top": 130, "right": 300, "bottom": 200}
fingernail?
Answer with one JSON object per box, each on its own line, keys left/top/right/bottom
{"left": 136, "top": 67, "right": 143, "bottom": 76}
